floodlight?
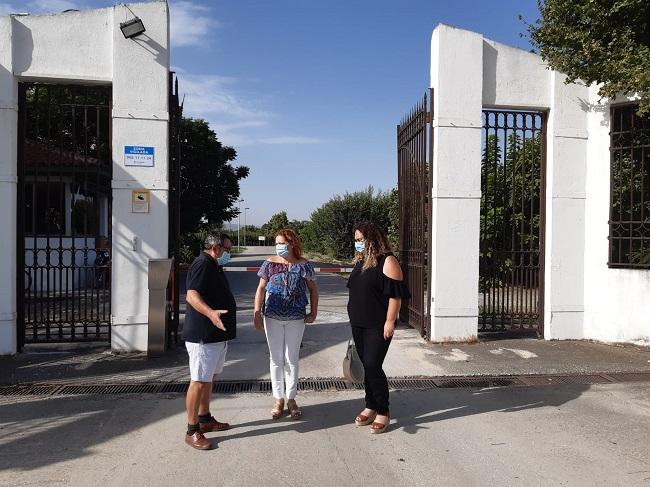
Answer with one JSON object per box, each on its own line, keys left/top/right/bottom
{"left": 120, "top": 17, "right": 146, "bottom": 39}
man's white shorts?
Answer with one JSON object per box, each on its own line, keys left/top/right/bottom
{"left": 186, "top": 341, "right": 228, "bottom": 383}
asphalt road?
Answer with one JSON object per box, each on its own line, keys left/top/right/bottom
{"left": 1, "top": 383, "right": 649, "bottom": 487}
{"left": 3, "top": 248, "right": 650, "bottom": 486}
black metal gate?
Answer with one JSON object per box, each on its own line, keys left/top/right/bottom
{"left": 397, "top": 90, "right": 433, "bottom": 338}
{"left": 17, "top": 84, "right": 112, "bottom": 347}
{"left": 168, "top": 72, "right": 183, "bottom": 344}
{"left": 479, "top": 109, "right": 546, "bottom": 334}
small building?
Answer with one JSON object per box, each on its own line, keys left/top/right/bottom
{"left": 0, "top": 1, "right": 174, "bottom": 354}
{"left": 398, "top": 25, "right": 649, "bottom": 345}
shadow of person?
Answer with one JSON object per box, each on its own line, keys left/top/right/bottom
{"left": 211, "top": 383, "right": 590, "bottom": 443}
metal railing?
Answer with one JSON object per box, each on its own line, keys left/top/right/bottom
{"left": 608, "top": 103, "right": 650, "bottom": 268}
{"left": 17, "top": 83, "right": 113, "bottom": 346}
{"left": 479, "top": 109, "right": 546, "bottom": 334}
{"left": 397, "top": 90, "right": 433, "bottom": 338}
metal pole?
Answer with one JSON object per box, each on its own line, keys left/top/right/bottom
{"left": 237, "top": 198, "right": 244, "bottom": 249}
{"left": 244, "top": 207, "right": 249, "bottom": 247}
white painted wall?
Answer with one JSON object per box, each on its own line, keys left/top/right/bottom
{"left": 583, "top": 87, "right": 650, "bottom": 344}
{"left": 0, "top": 15, "right": 18, "bottom": 354}
{"left": 429, "top": 24, "right": 642, "bottom": 343}
{"left": 543, "top": 73, "right": 588, "bottom": 340}
{"left": 0, "top": 1, "right": 170, "bottom": 354}
{"left": 429, "top": 25, "right": 483, "bottom": 341}
{"left": 24, "top": 237, "right": 98, "bottom": 292}
{"left": 110, "top": 2, "right": 170, "bottom": 352}
{"left": 11, "top": 9, "right": 112, "bottom": 82}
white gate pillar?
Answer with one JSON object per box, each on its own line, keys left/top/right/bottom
{"left": 0, "top": 17, "right": 18, "bottom": 354}
{"left": 428, "top": 25, "right": 482, "bottom": 341}
{"left": 110, "top": 3, "right": 170, "bottom": 352}
{"left": 543, "top": 73, "right": 588, "bottom": 339}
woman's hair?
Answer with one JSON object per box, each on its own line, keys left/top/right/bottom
{"left": 353, "top": 221, "right": 392, "bottom": 270}
{"left": 276, "top": 228, "right": 303, "bottom": 259}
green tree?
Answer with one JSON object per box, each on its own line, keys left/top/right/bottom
{"left": 263, "top": 211, "right": 290, "bottom": 237}
{"left": 526, "top": 0, "right": 650, "bottom": 114}
{"left": 307, "top": 187, "right": 392, "bottom": 260}
{"left": 480, "top": 131, "right": 543, "bottom": 292}
{"left": 387, "top": 188, "right": 399, "bottom": 253}
{"left": 611, "top": 149, "right": 650, "bottom": 265}
{"left": 179, "top": 117, "right": 249, "bottom": 234}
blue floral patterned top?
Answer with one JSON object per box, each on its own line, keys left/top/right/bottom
{"left": 257, "top": 260, "right": 316, "bottom": 321}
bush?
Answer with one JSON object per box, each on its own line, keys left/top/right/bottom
{"left": 304, "top": 187, "right": 394, "bottom": 261}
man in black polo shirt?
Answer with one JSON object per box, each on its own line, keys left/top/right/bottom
{"left": 183, "top": 233, "right": 236, "bottom": 450}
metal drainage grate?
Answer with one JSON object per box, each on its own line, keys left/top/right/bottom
{"left": 159, "top": 383, "right": 188, "bottom": 394}
{"left": 1, "top": 372, "right": 649, "bottom": 397}
{"left": 214, "top": 382, "right": 256, "bottom": 394}
{"left": 0, "top": 384, "right": 61, "bottom": 396}
{"left": 605, "top": 372, "right": 650, "bottom": 382}
{"left": 434, "top": 377, "right": 523, "bottom": 388}
{"left": 518, "top": 375, "right": 613, "bottom": 386}
{"left": 57, "top": 384, "right": 161, "bottom": 395}
{"left": 388, "top": 379, "right": 439, "bottom": 389}
{"left": 298, "top": 379, "right": 349, "bottom": 391}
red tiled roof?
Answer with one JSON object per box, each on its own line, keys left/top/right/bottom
{"left": 24, "top": 140, "right": 106, "bottom": 168}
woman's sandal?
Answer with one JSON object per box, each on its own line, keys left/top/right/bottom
{"left": 355, "top": 409, "right": 377, "bottom": 426}
{"left": 370, "top": 414, "right": 390, "bottom": 434}
{"left": 287, "top": 399, "right": 302, "bottom": 420}
{"left": 271, "top": 400, "right": 285, "bottom": 420}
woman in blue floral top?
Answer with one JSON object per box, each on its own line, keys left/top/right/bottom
{"left": 254, "top": 228, "right": 318, "bottom": 419}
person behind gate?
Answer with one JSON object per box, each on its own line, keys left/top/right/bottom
{"left": 347, "top": 221, "right": 410, "bottom": 434}
{"left": 254, "top": 228, "right": 319, "bottom": 420}
{"left": 183, "top": 233, "right": 236, "bottom": 450}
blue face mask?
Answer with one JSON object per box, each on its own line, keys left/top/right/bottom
{"left": 275, "top": 244, "right": 289, "bottom": 258}
{"left": 354, "top": 241, "right": 366, "bottom": 253}
{"left": 217, "top": 251, "right": 231, "bottom": 266}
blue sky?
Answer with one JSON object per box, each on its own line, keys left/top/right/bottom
{"left": 3, "top": 0, "right": 541, "bottom": 226}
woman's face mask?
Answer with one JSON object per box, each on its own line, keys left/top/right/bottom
{"left": 275, "top": 243, "right": 289, "bottom": 258}
{"left": 354, "top": 241, "right": 366, "bottom": 253}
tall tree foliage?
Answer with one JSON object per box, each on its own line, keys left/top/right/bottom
{"left": 179, "top": 117, "right": 249, "bottom": 234}
{"left": 526, "top": 0, "right": 650, "bottom": 114}
{"left": 480, "top": 132, "right": 542, "bottom": 292}
{"left": 303, "top": 187, "right": 393, "bottom": 260}
{"left": 262, "top": 211, "right": 290, "bottom": 238}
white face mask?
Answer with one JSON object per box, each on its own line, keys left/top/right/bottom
{"left": 217, "top": 251, "right": 231, "bottom": 266}
{"left": 275, "top": 244, "right": 289, "bottom": 258}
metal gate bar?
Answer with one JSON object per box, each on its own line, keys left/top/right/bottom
{"left": 167, "top": 72, "right": 183, "bottom": 344}
{"left": 17, "top": 84, "right": 112, "bottom": 345}
{"left": 608, "top": 103, "right": 650, "bottom": 268}
{"left": 479, "top": 109, "right": 546, "bottom": 333}
{"left": 397, "top": 90, "right": 433, "bottom": 338}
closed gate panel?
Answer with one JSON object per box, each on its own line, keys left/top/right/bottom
{"left": 17, "top": 84, "right": 112, "bottom": 346}
{"left": 479, "top": 110, "right": 546, "bottom": 334}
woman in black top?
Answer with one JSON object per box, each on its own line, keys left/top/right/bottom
{"left": 347, "top": 222, "right": 410, "bottom": 434}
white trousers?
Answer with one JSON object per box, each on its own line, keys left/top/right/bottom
{"left": 264, "top": 316, "right": 306, "bottom": 400}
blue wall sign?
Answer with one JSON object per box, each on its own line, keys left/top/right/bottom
{"left": 124, "top": 146, "right": 155, "bottom": 167}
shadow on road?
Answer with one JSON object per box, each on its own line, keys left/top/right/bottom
{"left": 0, "top": 384, "right": 590, "bottom": 471}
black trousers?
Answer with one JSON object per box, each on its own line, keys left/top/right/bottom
{"left": 351, "top": 325, "right": 392, "bottom": 415}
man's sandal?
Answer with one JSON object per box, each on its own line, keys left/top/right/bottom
{"left": 355, "top": 410, "right": 377, "bottom": 426}
{"left": 287, "top": 399, "right": 302, "bottom": 420}
{"left": 271, "top": 399, "right": 285, "bottom": 420}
